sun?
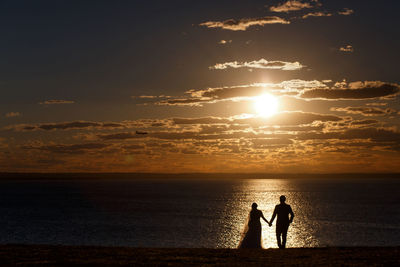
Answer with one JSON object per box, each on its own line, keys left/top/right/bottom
{"left": 254, "top": 93, "right": 279, "bottom": 117}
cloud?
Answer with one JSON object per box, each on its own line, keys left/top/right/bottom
{"left": 350, "top": 119, "right": 379, "bottom": 126}
{"left": 300, "top": 81, "right": 400, "bottom": 100}
{"left": 366, "top": 103, "right": 387, "bottom": 106}
{"left": 96, "top": 131, "right": 276, "bottom": 141}
{"left": 218, "top": 40, "right": 232, "bottom": 45}
{"left": 302, "top": 12, "right": 332, "bottom": 19}
{"left": 269, "top": 0, "right": 314, "bottom": 12}
{"left": 153, "top": 80, "right": 400, "bottom": 106}
{"left": 156, "top": 80, "right": 324, "bottom": 106}
{"left": 210, "top": 59, "right": 305, "bottom": 70}
{"left": 9, "top": 121, "right": 127, "bottom": 131}
{"left": 22, "top": 143, "right": 110, "bottom": 154}
{"left": 158, "top": 98, "right": 216, "bottom": 106}
{"left": 297, "top": 127, "right": 400, "bottom": 144}
{"left": 192, "top": 80, "right": 325, "bottom": 100}
{"left": 331, "top": 106, "right": 397, "bottom": 116}
{"left": 338, "top": 8, "right": 354, "bottom": 15}
{"left": 97, "top": 132, "right": 138, "bottom": 140}
{"left": 173, "top": 117, "right": 230, "bottom": 125}
{"left": 122, "top": 144, "right": 146, "bottom": 150}
{"left": 92, "top": 112, "right": 342, "bottom": 143}
{"left": 339, "top": 45, "right": 354, "bottom": 52}
{"left": 197, "top": 80, "right": 320, "bottom": 98}
{"left": 234, "top": 112, "right": 342, "bottom": 126}
{"left": 199, "top": 16, "right": 290, "bottom": 31}
{"left": 39, "top": 100, "right": 75, "bottom": 105}
{"left": 6, "top": 119, "right": 172, "bottom": 132}
{"left": 5, "top": 112, "right": 21, "bottom": 118}
{"left": 135, "top": 95, "right": 158, "bottom": 99}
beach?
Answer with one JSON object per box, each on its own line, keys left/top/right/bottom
{"left": 1, "top": 245, "right": 399, "bottom": 266}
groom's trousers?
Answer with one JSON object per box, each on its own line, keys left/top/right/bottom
{"left": 276, "top": 222, "right": 289, "bottom": 248}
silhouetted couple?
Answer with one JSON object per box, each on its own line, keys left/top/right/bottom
{"left": 238, "top": 195, "right": 294, "bottom": 249}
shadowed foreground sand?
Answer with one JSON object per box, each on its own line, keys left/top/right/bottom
{"left": 0, "top": 245, "right": 399, "bottom": 266}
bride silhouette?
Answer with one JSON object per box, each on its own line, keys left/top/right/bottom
{"left": 238, "top": 203, "right": 270, "bottom": 248}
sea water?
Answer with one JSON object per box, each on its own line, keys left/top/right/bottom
{"left": 0, "top": 177, "right": 399, "bottom": 248}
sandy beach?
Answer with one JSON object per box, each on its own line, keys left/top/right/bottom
{"left": 1, "top": 245, "right": 399, "bottom": 266}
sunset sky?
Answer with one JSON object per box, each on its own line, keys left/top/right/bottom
{"left": 1, "top": 0, "right": 400, "bottom": 173}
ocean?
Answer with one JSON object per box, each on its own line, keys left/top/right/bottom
{"left": 0, "top": 176, "right": 399, "bottom": 248}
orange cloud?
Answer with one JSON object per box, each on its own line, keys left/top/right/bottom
{"left": 210, "top": 59, "right": 305, "bottom": 70}
{"left": 39, "top": 100, "right": 75, "bottom": 105}
{"left": 5, "top": 112, "right": 21, "bottom": 118}
{"left": 269, "top": 0, "right": 314, "bottom": 12}
{"left": 199, "top": 16, "right": 290, "bottom": 31}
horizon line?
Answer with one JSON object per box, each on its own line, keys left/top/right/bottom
{"left": 1, "top": 172, "right": 400, "bottom": 179}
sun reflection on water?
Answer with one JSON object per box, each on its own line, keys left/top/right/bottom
{"left": 218, "top": 179, "right": 319, "bottom": 248}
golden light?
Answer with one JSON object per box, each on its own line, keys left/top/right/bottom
{"left": 253, "top": 93, "right": 279, "bottom": 117}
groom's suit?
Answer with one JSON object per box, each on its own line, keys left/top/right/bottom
{"left": 271, "top": 202, "right": 294, "bottom": 248}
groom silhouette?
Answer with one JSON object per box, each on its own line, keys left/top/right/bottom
{"left": 269, "top": 195, "right": 294, "bottom": 249}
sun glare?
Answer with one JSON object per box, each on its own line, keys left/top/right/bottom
{"left": 254, "top": 93, "right": 278, "bottom": 117}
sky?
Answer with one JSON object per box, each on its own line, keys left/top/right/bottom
{"left": 1, "top": 0, "right": 400, "bottom": 173}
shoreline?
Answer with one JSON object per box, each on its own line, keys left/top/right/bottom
{"left": 1, "top": 244, "right": 399, "bottom": 266}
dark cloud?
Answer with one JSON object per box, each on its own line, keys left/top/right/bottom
{"left": 297, "top": 127, "right": 400, "bottom": 144}
{"left": 173, "top": 117, "right": 230, "bottom": 125}
{"left": 22, "top": 143, "right": 110, "bottom": 154}
{"left": 152, "top": 80, "right": 323, "bottom": 106}
{"left": 9, "top": 121, "right": 129, "bottom": 131}
{"left": 97, "top": 130, "right": 286, "bottom": 141}
{"left": 36, "top": 121, "right": 103, "bottom": 130}
{"left": 235, "top": 112, "right": 342, "bottom": 126}
{"left": 300, "top": 82, "right": 400, "bottom": 100}
{"left": 350, "top": 119, "right": 379, "bottom": 126}
{"left": 39, "top": 100, "right": 75, "bottom": 105}
{"left": 263, "top": 125, "right": 325, "bottom": 132}
{"left": 95, "top": 112, "right": 342, "bottom": 142}
{"left": 156, "top": 80, "right": 400, "bottom": 106}
{"left": 158, "top": 98, "right": 216, "bottom": 106}
{"left": 198, "top": 125, "right": 230, "bottom": 134}
{"left": 173, "top": 112, "right": 342, "bottom": 127}
{"left": 191, "top": 81, "right": 314, "bottom": 100}
{"left": 181, "top": 148, "right": 199, "bottom": 154}
{"left": 251, "top": 138, "right": 293, "bottom": 146}
{"left": 122, "top": 144, "right": 145, "bottom": 150}
{"left": 98, "top": 132, "right": 137, "bottom": 140}
{"left": 331, "top": 106, "right": 397, "bottom": 116}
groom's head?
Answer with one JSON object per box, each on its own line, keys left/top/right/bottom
{"left": 280, "top": 195, "right": 286, "bottom": 203}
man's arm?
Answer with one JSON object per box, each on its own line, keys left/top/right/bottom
{"left": 289, "top": 205, "right": 294, "bottom": 223}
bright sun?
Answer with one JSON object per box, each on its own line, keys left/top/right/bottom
{"left": 254, "top": 93, "right": 279, "bottom": 117}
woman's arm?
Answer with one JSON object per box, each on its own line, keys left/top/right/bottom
{"left": 260, "top": 211, "right": 270, "bottom": 224}
{"left": 269, "top": 206, "right": 277, "bottom": 226}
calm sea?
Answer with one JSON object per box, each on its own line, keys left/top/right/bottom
{"left": 0, "top": 177, "right": 399, "bottom": 248}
